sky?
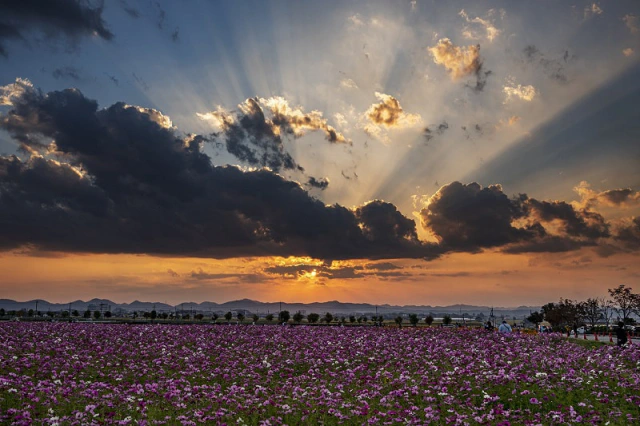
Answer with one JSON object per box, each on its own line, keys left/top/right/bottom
{"left": 0, "top": 0, "right": 639, "bottom": 307}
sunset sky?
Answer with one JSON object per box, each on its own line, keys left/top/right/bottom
{"left": 1, "top": 0, "right": 639, "bottom": 307}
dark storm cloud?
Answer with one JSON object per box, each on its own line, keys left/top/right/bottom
{"left": 201, "top": 97, "right": 347, "bottom": 172}
{"left": 52, "top": 66, "right": 81, "bottom": 81}
{"left": 420, "top": 182, "right": 611, "bottom": 253}
{"left": 523, "top": 198, "right": 609, "bottom": 239}
{"left": 216, "top": 98, "right": 301, "bottom": 172}
{"left": 0, "top": 0, "right": 113, "bottom": 57}
{"left": 307, "top": 176, "right": 329, "bottom": 190}
{"left": 0, "top": 80, "right": 438, "bottom": 261}
{"left": 614, "top": 217, "right": 640, "bottom": 249}
{"left": 355, "top": 200, "right": 419, "bottom": 243}
{"left": 420, "top": 182, "right": 532, "bottom": 250}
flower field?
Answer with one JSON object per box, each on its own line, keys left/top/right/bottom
{"left": 1, "top": 323, "right": 639, "bottom": 425}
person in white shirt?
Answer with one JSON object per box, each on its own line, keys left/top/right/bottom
{"left": 498, "top": 320, "right": 512, "bottom": 333}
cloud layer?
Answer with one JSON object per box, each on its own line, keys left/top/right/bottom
{"left": 0, "top": 0, "right": 112, "bottom": 57}
{"left": 0, "top": 80, "right": 637, "bottom": 262}
{"left": 0, "top": 80, "right": 433, "bottom": 261}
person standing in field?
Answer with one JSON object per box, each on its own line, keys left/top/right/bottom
{"left": 615, "top": 321, "right": 628, "bottom": 347}
{"left": 498, "top": 320, "right": 512, "bottom": 333}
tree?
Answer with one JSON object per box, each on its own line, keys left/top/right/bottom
{"left": 132, "top": 311, "right": 138, "bottom": 319}
{"left": 442, "top": 314, "right": 452, "bottom": 325}
{"left": 27, "top": 309, "right": 34, "bottom": 317}
{"left": 265, "top": 313, "right": 274, "bottom": 323}
{"left": 425, "top": 314, "right": 434, "bottom": 326}
{"left": 292, "top": 312, "right": 304, "bottom": 323}
{"left": 541, "top": 299, "right": 584, "bottom": 330}
{"left": 93, "top": 311, "right": 101, "bottom": 320}
{"left": 252, "top": 314, "right": 259, "bottom": 323}
{"left": 84, "top": 309, "right": 91, "bottom": 319}
{"left": 600, "top": 298, "right": 616, "bottom": 329}
{"left": 324, "top": 312, "right": 334, "bottom": 324}
{"left": 409, "top": 313, "right": 419, "bottom": 327}
{"left": 581, "top": 298, "right": 602, "bottom": 331}
{"left": 608, "top": 285, "right": 640, "bottom": 323}
{"left": 150, "top": 310, "right": 157, "bottom": 320}
{"left": 195, "top": 313, "right": 204, "bottom": 320}
{"left": 72, "top": 310, "right": 79, "bottom": 317}
{"left": 475, "top": 312, "right": 486, "bottom": 322}
{"left": 237, "top": 312, "right": 245, "bottom": 322}
{"left": 362, "top": 316, "right": 368, "bottom": 323}
{"left": 279, "top": 310, "right": 290, "bottom": 324}
{"left": 307, "top": 313, "right": 320, "bottom": 324}
{"left": 395, "top": 316, "right": 403, "bottom": 327}
{"left": 182, "top": 314, "right": 190, "bottom": 320}
{"left": 212, "top": 313, "right": 219, "bottom": 322}
{"left": 224, "top": 311, "right": 233, "bottom": 322}
{"left": 61, "top": 311, "right": 69, "bottom": 318}
{"left": 526, "top": 311, "right": 544, "bottom": 326}
{"left": 0, "top": 308, "right": 5, "bottom": 317}
{"left": 349, "top": 315, "right": 356, "bottom": 324}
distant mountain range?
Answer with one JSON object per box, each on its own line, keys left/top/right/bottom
{"left": 0, "top": 298, "right": 540, "bottom": 318}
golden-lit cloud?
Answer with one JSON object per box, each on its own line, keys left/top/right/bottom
{"left": 503, "top": 78, "right": 537, "bottom": 103}
{"left": 195, "top": 106, "right": 234, "bottom": 129}
{"left": 428, "top": 38, "right": 484, "bottom": 83}
{"left": 125, "top": 105, "right": 174, "bottom": 129}
{"left": 199, "top": 97, "right": 348, "bottom": 144}
{"left": 458, "top": 9, "right": 503, "bottom": 42}
{"left": 622, "top": 48, "right": 634, "bottom": 57}
{"left": 260, "top": 96, "right": 348, "bottom": 143}
{"left": 584, "top": 3, "right": 603, "bottom": 19}
{"left": 573, "top": 181, "right": 640, "bottom": 210}
{"left": 364, "top": 92, "right": 421, "bottom": 128}
{"left": 0, "top": 77, "right": 33, "bottom": 106}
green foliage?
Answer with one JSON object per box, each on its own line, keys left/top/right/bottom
{"left": 324, "top": 312, "right": 334, "bottom": 324}
{"left": 279, "top": 310, "right": 290, "bottom": 323}
{"left": 408, "top": 313, "right": 419, "bottom": 326}
{"left": 224, "top": 312, "right": 232, "bottom": 321}
{"left": 425, "top": 314, "right": 434, "bottom": 326}
{"left": 527, "top": 311, "right": 544, "bottom": 325}
{"left": 93, "top": 311, "right": 101, "bottom": 320}
{"left": 443, "top": 314, "right": 452, "bottom": 325}
{"left": 307, "top": 313, "right": 319, "bottom": 323}
{"left": 237, "top": 312, "right": 245, "bottom": 322}
{"left": 265, "top": 314, "right": 274, "bottom": 322}
{"left": 292, "top": 312, "right": 304, "bottom": 323}
{"left": 252, "top": 314, "right": 259, "bottom": 323}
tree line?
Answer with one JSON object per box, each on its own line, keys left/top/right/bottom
{"left": 527, "top": 285, "right": 640, "bottom": 331}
